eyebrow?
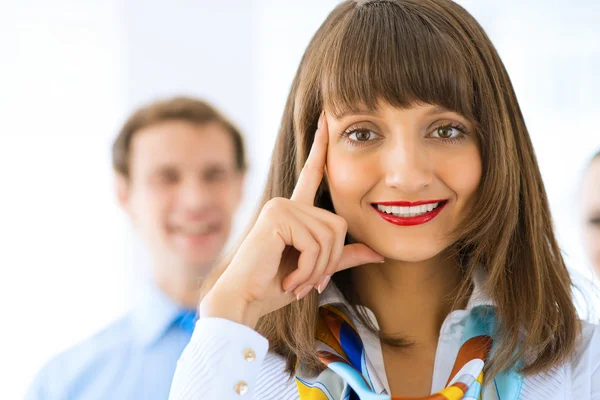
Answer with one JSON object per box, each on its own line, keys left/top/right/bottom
{"left": 334, "top": 107, "right": 377, "bottom": 120}
{"left": 335, "top": 104, "right": 460, "bottom": 120}
{"left": 428, "top": 106, "right": 454, "bottom": 115}
{"left": 429, "top": 107, "right": 474, "bottom": 125}
{"left": 150, "top": 162, "right": 231, "bottom": 173}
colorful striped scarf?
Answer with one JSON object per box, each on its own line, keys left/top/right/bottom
{"left": 296, "top": 305, "right": 522, "bottom": 400}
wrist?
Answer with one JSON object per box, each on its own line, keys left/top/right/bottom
{"left": 200, "top": 286, "right": 261, "bottom": 330}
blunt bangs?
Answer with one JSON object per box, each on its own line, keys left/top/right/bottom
{"left": 319, "top": 1, "right": 477, "bottom": 122}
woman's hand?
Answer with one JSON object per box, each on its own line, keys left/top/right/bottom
{"left": 200, "top": 112, "right": 384, "bottom": 329}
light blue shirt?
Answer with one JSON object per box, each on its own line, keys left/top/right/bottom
{"left": 27, "top": 285, "right": 196, "bottom": 400}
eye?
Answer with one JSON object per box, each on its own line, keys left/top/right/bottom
{"left": 155, "top": 168, "right": 179, "bottom": 184}
{"left": 431, "top": 125, "right": 462, "bottom": 139}
{"left": 429, "top": 123, "right": 470, "bottom": 142}
{"left": 344, "top": 128, "right": 381, "bottom": 144}
{"left": 589, "top": 216, "right": 600, "bottom": 226}
{"left": 205, "top": 168, "right": 229, "bottom": 183}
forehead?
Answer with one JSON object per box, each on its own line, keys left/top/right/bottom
{"left": 129, "top": 120, "right": 236, "bottom": 171}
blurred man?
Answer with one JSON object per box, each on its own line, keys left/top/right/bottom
{"left": 582, "top": 150, "right": 600, "bottom": 277}
{"left": 27, "top": 96, "right": 247, "bottom": 399}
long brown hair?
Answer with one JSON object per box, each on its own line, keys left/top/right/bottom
{"left": 205, "top": 0, "right": 579, "bottom": 380}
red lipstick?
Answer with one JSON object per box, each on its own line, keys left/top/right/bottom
{"left": 372, "top": 200, "right": 448, "bottom": 226}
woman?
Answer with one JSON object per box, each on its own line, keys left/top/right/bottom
{"left": 582, "top": 150, "right": 600, "bottom": 277}
{"left": 170, "top": 1, "right": 600, "bottom": 398}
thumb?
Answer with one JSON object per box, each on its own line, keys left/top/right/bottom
{"left": 336, "top": 243, "right": 384, "bottom": 272}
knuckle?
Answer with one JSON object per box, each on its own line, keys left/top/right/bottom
{"left": 326, "top": 249, "right": 340, "bottom": 272}
{"left": 263, "top": 197, "right": 286, "bottom": 214}
{"left": 308, "top": 241, "right": 321, "bottom": 257}
{"left": 324, "top": 229, "right": 335, "bottom": 248}
{"left": 298, "top": 243, "right": 320, "bottom": 266}
{"left": 314, "top": 221, "right": 329, "bottom": 237}
{"left": 316, "top": 225, "right": 334, "bottom": 249}
{"left": 335, "top": 216, "right": 348, "bottom": 234}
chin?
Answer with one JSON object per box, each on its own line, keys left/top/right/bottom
{"left": 385, "top": 252, "right": 445, "bottom": 263}
{"left": 369, "top": 239, "right": 451, "bottom": 264}
{"left": 163, "top": 248, "right": 217, "bottom": 272}
{"left": 181, "top": 253, "right": 219, "bottom": 269}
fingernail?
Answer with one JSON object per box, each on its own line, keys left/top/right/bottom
{"left": 317, "top": 275, "right": 331, "bottom": 294}
{"left": 284, "top": 285, "right": 298, "bottom": 295}
{"left": 318, "top": 111, "right": 324, "bottom": 129}
{"left": 296, "top": 286, "right": 313, "bottom": 301}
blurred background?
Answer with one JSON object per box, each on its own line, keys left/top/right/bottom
{"left": 1, "top": 0, "right": 598, "bottom": 398}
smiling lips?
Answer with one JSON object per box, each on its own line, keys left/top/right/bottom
{"left": 372, "top": 200, "right": 448, "bottom": 226}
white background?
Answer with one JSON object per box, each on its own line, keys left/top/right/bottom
{"left": 1, "top": 1, "right": 598, "bottom": 398}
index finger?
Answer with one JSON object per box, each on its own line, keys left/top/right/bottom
{"left": 291, "top": 111, "right": 329, "bottom": 204}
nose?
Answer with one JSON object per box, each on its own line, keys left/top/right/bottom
{"left": 178, "top": 177, "right": 212, "bottom": 214}
{"left": 383, "top": 136, "right": 433, "bottom": 193}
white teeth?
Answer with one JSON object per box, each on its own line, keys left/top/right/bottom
{"left": 376, "top": 202, "right": 440, "bottom": 217}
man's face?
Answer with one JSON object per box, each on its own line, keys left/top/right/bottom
{"left": 118, "top": 120, "right": 243, "bottom": 276}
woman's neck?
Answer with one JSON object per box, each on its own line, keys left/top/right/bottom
{"left": 351, "top": 253, "right": 469, "bottom": 349}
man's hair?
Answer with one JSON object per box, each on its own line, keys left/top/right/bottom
{"left": 112, "top": 96, "right": 247, "bottom": 178}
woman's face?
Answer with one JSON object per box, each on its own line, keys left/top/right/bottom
{"left": 581, "top": 158, "right": 600, "bottom": 275}
{"left": 325, "top": 102, "right": 481, "bottom": 262}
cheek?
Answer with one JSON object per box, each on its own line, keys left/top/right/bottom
{"left": 132, "top": 187, "right": 171, "bottom": 225}
{"left": 436, "top": 146, "right": 481, "bottom": 205}
{"left": 220, "top": 181, "right": 242, "bottom": 209}
{"left": 589, "top": 230, "right": 600, "bottom": 274}
{"left": 326, "top": 150, "right": 378, "bottom": 207}
{"left": 584, "top": 226, "right": 600, "bottom": 252}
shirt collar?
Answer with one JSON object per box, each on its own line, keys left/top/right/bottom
{"left": 465, "top": 268, "right": 494, "bottom": 309}
{"left": 131, "top": 283, "right": 194, "bottom": 347}
{"left": 317, "top": 269, "right": 493, "bottom": 395}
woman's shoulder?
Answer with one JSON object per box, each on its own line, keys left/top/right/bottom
{"left": 521, "top": 321, "right": 600, "bottom": 399}
{"left": 254, "top": 351, "right": 300, "bottom": 399}
{"left": 567, "top": 321, "right": 600, "bottom": 396}
{"left": 576, "top": 320, "right": 600, "bottom": 357}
